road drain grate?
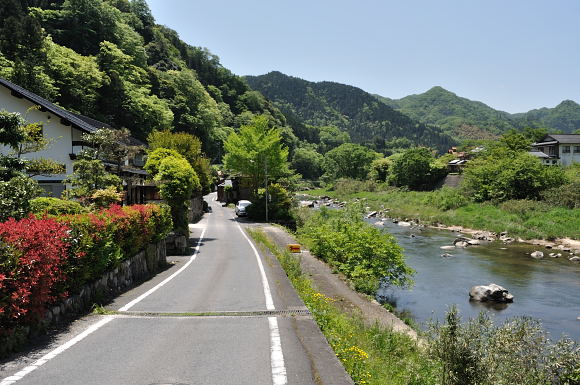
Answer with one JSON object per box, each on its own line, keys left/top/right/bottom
{"left": 114, "top": 308, "right": 311, "bottom": 318}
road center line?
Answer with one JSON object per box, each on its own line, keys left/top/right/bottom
{"left": 234, "top": 218, "right": 287, "bottom": 385}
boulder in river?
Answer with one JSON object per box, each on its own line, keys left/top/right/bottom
{"left": 469, "top": 283, "right": 514, "bottom": 303}
{"left": 570, "top": 256, "right": 580, "bottom": 263}
{"left": 455, "top": 241, "right": 469, "bottom": 248}
{"left": 441, "top": 253, "right": 453, "bottom": 257}
{"left": 472, "top": 231, "right": 496, "bottom": 241}
{"left": 530, "top": 251, "right": 544, "bottom": 259}
{"left": 398, "top": 221, "right": 412, "bottom": 227}
{"left": 440, "top": 245, "right": 455, "bottom": 250}
{"left": 366, "top": 211, "right": 378, "bottom": 218}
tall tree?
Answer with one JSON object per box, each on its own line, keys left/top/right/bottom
{"left": 223, "top": 115, "right": 289, "bottom": 194}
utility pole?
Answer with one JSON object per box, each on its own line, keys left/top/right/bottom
{"left": 265, "top": 157, "right": 268, "bottom": 223}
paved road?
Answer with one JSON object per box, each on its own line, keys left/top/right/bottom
{"left": 0, "top": 193, "right": 351, "bottom": 385}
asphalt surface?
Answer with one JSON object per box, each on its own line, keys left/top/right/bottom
{"left": 0, "top": 193, "right": 352, "bottom": 385}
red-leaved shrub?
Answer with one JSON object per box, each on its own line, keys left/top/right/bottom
{"left": 0, "top": 217, "right": 70, "bottom": 332}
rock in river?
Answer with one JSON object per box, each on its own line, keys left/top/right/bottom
{"left": 469, "top": 283, "right": 514, "bottom": 303}
{"left": 530, "top": 251, "right": 544, "bottom": 259}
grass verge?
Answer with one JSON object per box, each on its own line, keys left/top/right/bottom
{"left": 305, "top": 188, "right": 580, "bottom": 240}
{"left": 248, "top": 228, "right": 439, "bottom": 385}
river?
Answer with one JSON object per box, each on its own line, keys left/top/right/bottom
{"left": 374, "top": 219, "right": 580, "bottom": 341}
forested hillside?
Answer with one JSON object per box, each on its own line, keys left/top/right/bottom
{"left": 377, "top": 87, "right": 580, "bottom": 140}
{"left": 0, "top": 0, "right": 290, "bottom": 160}
{"left": 246, "top": 71, "right": 455, "bottom": 154}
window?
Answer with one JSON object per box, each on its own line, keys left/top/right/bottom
{"left": 574, "top": 146, "right": 580, "bottom": 153}
{"left": 552, "top": 160, "right": 558, "bottom": 165}
{"left": 538, "top": 147, "right": 544, "bottom": 153}
{"left": 563, "top": 146, "right": 571, "bottom": 153}
{"left": 548, "top": 146, "right": 557, "bottom": 155}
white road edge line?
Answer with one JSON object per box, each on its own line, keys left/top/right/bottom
{"left": 0, "top": 317, "right": 114, "bottom": 385}
{"left": 234, "top": 220, "right": 275, "bottom": 310}
{"left": 1, "top": 221, "right": 209, "bottom": 385}
{"left": 234, "top": 218, "right": 287, "bottom": 385}
{"left": 119, "top": 225, "right": 207, "bottom": 311}
{"left": 269, "top": 317, "right": 288, "bottom": 385}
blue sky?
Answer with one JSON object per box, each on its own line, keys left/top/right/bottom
{"left": 147, "top": 0, "right": 580, "bottom": 113}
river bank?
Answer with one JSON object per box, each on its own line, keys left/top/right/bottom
{"left": 300, "top": 188, "right": 580, "bottom": 249}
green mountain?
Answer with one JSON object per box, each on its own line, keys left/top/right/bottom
{"left": 245, "top": 72, "right": 455, "bottom": 153}
{"left": 513, "top": 100, "right": 580, "bottom": 134}
{"left": 376, "top": 87, "right": 580, "bottom": 139}
{"left": 0, "top": 0, "right": 288, "bottom": 159}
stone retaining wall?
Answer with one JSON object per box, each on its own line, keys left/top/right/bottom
{"left": 1, "top": 239, "right": 167, "bottom": 356}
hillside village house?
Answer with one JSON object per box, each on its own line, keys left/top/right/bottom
{"left": 531, "top": 134, "right": 580, "bottom": 166}
{"left": 0, "top": 78, "right": 152, "bottom": 203}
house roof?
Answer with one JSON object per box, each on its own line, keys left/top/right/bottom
{"left": 0, "top": 77, "right": 146, "bottom": 147}
{"left": 528, "top": 150, "right": 550, "bottom": 159}
{"left": 533, "top": 134, "right": 580, "bottom": 145}
{"left": 0, "top": 77, "right": 100, "bottom": 134}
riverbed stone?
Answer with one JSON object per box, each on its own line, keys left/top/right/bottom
{"left": 440, "top": 245, "right": 455, "bottom": 250}
{"left": 469, "top": 283, "right": 514, "bottom": 303}
{"left": 530, "top": 251, "right": 544, "bottom": 259}
{"left": 455, "top": 241, "right": 469, "bottom": 248}
{"left": 398, "top": 221, "right": 412, "bottom": 227}
{"left": 569, "top": 256, "right": 580, "bottom": 262}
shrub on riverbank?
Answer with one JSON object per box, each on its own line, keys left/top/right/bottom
{"left": 295, "top": 204, "right": 414, "bottom": 294}
{"left": 429, "top": 306, "right": 579, "bottom": 385}
{"left": 249, "top": 229, "right": 439, "bottom": 385}
{"left": 0, "top": 204, "right": 172, "bottom": 348}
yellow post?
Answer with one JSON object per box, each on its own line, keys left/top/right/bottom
{"left": 287, "top": 244, "right": 301, "bottom": 253}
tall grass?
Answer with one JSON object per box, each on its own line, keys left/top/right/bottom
{"left": 305, "top": 187, "right": 580, "bottom": 240}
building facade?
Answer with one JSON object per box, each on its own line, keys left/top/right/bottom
{"left": 531, "top": 134, "right": 580, "bottom": 166}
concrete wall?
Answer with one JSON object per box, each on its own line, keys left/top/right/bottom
{"left": 559, "top": 144, "right": 580, "bottom": 166}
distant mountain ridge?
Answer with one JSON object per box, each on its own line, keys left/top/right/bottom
{"left": 245, "top": 71, "right": 455, "bottom": 153}
{"left": 376, "top": 87, "right": 580, "bottom": 139}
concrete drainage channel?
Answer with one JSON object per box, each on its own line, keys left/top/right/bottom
{"left": 110, "top": 308, "right": 312, "bottom": 318}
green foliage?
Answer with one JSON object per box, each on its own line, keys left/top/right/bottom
{"left": 90, "top": 186, "right": 124, "bottom": 209}
{"left": 29, "top": 197, "right": 85, "bottom": 215}
{"left": 249, "top": 229, "right": 438, "bottom": 385}
{"left": 246, "top": 183, "right": 293, "bottom": 221}
{"left": 318, "top": 125, "right": 351, "bottom": 153}
{"left": 541, "top": 181, "right": 580, "bottom": 209}
{"left": 0, "top": 175, "right": 42, "bottom": 221}
{"left": 332, "top": 179, "right": 386, "bottom": 195}
{"left": 246, "top": 72, "right": 455, "bottom": 154}
{"left": 154, "top": 155, "right": 200, "bottom": 235}
{"left": 0, "top": 110, "right": 25, "bottom": 148}
{"left": 144, "top": 147, "right": 182, "bottom": 177}
{"left": 463, "top": 151, "right": 567, "bottom": 202}
{"left": 323, "top": 143, "right": 379, "bottom": 181}
{"left": 391, "top": 147, "right": 447, "bottom": 190}
{"left": 291, "top": 146, "right": 323, "bottom": 180}
{"left": 297, "top": 205, "right": 414, "bottom": 294}
{"left": 429, "top": 306, "right": 579, "bottom": 385}
{"left": 64, "top": 158, "right": 122, "bottom": 201}
{"left": 147, "top": 130, "right": 212, "bottom": 193}
{"left": 223, "top": 115, "right": 290, "bottom": 193}
{"left": 369, "top": 157, "right": 392, "bottom": 182}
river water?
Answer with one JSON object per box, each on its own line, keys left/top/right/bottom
{"left": 374, "top": 220, "right": 580, "bottom": 341}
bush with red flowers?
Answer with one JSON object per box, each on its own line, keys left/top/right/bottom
{"left": 0, "top": 203, "right": 172, "bottom": 346}
{"left": 0, "top": 217, "right": 70, "bottom": 333}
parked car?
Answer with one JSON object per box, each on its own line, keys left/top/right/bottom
{"left": 235, "top": 200, "right": 252, "bottom": 216}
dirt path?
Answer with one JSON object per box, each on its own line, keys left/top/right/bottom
{"left": 259, "top": 225, "right": 417, "bottom": 339}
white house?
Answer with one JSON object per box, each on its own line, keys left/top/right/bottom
{"left": 0, "top": 78, "right": 150, "bottom": 202}
{"left": 531, "top": 134, "right": 580, "bottom": 166}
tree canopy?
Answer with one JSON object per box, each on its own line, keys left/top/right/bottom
{"left": 223, "top": 115, "right": 290, "bottom": 193}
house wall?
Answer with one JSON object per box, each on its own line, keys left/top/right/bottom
{"left": 559, "top": 143, "right": 580, "bottom": 166}
{"left": 0, "top": 85, "right": 75, "bottom": 178}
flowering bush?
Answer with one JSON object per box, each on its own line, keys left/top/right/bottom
{"left": 0, "top": 217, "right": 70, "bottom": 332}
{"left": 0, "top": 203, "right": 172, "bottom": 341}
{"left": 57, "top": 204, "right": 172, "bottom": 292}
